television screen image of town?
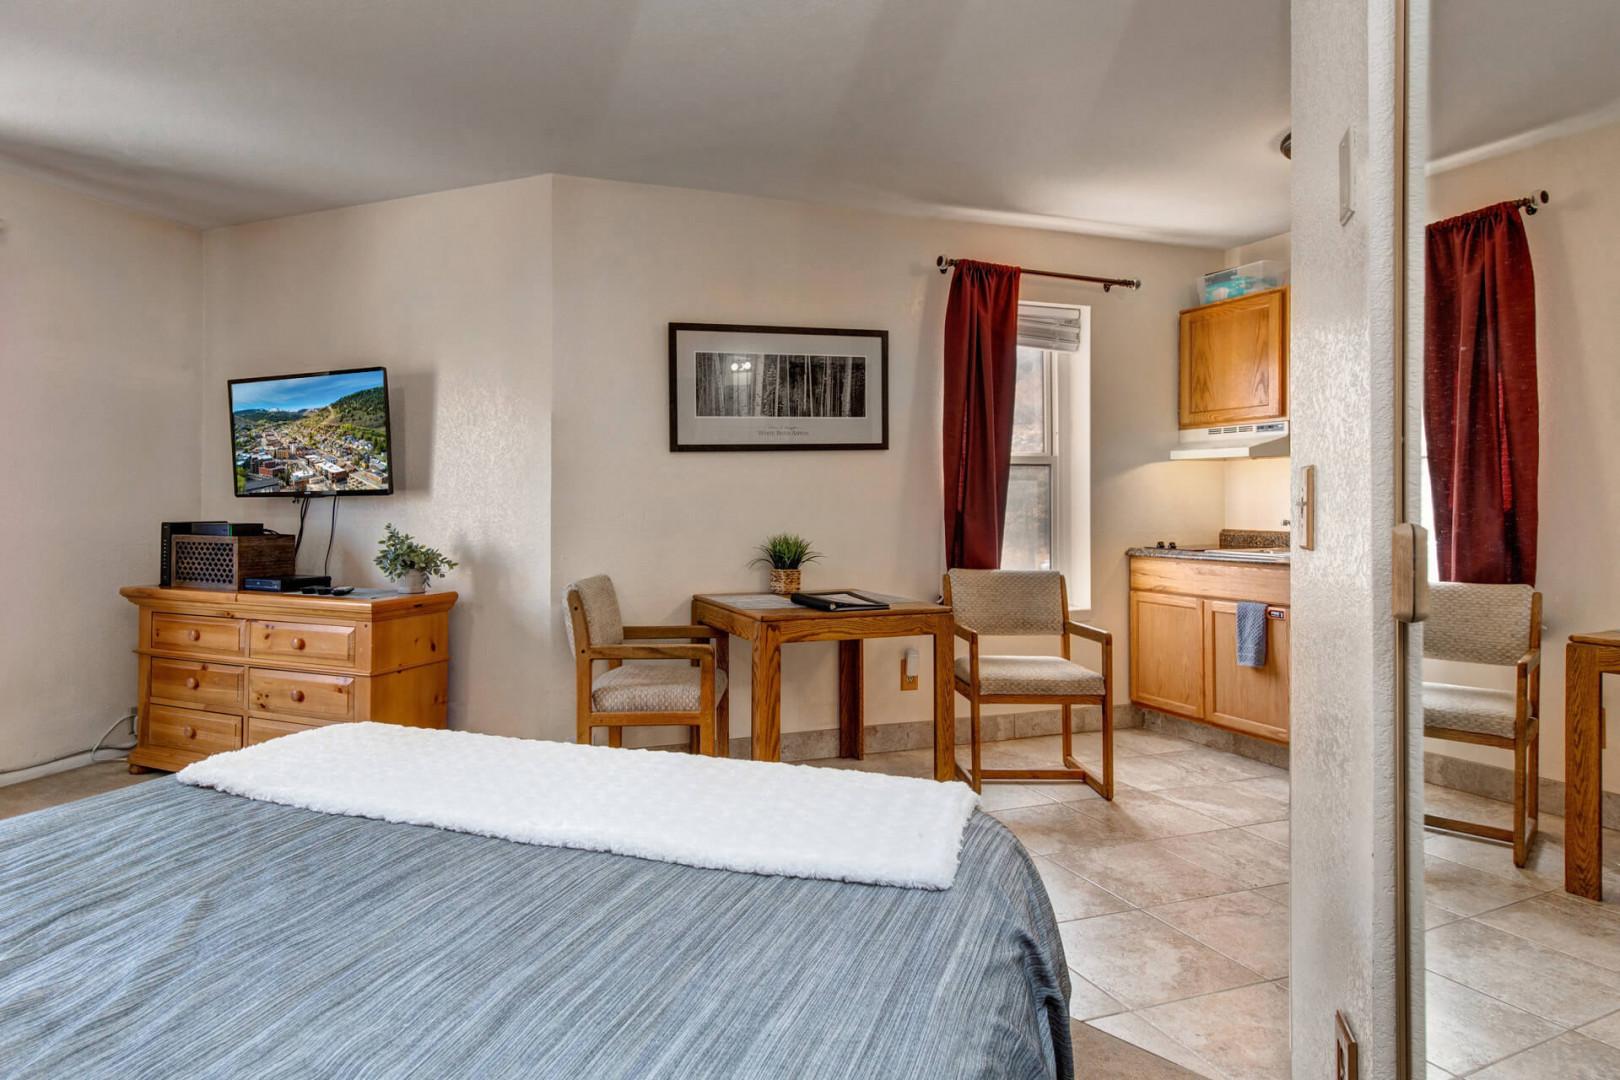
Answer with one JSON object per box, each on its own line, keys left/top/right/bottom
{"left": 694, "top": 353, "right": 867, "bottom": 418}
{"left": 232, "top": 370, "right": 391, "bottom": 495}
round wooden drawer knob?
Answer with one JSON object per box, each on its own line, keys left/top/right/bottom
{"left": 182, "top": 726, "right": 197, "bottom": 739}
{"left": 187, "top": 630, "right": 201, "bottom": 641}
{"left": 184, "top": 677, "right": 200, "bottom": 690}
{"left": 290, "top": 690, "right": 306, "bottom": 703}
{"left": 291, "top": 637, "right": 306, "bottom": 650}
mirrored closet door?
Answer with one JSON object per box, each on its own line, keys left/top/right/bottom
{"left": 1408, "top": 4, "right": 1620, "bottom": 1076}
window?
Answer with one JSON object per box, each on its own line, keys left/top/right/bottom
{"left": 1000, "top": 303, "right": 1089, "bottom": 597}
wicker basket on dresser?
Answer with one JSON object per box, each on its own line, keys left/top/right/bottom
{"left": 120, "top": 586, "right": 457, "bottom": 772}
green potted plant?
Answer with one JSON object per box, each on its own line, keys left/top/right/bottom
{"left": 374, "top": 523, "right": 458, "bottom": 594}
{"left": 750, "top": 533, "right": 822, "bottom": 595}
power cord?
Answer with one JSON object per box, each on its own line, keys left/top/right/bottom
{"left": 291, "top": 495, "right": 312, "bottom": 564}
{"left": 0, "top": 711, "right": 137, "bottom": 777}
{"left": 324, "top": 495, "right": 339, "bottom": 577}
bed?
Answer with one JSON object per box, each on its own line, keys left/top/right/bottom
{"left": 0, "top": 778, "right": 1072, "bottom": 1079}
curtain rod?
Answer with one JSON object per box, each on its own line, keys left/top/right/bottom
{"left": 1512, "top": 190, "right": 1550, "bottom": 215}
{"left": 935, "top": 255, "right": 1141, "bottom": 292}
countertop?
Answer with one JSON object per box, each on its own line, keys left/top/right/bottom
{"left": 1127, "top": 546, "right": 1290, "bottom": 566}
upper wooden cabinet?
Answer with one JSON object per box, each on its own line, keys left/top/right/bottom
{"left": 1178, "top": 286, "right": 1289, "bottom": 429}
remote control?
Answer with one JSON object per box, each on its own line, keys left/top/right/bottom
{"left": 331, "top": 586, "right": 354, "bottom": 596}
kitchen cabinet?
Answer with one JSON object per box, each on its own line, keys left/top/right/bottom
{"left": 1179, "top": 287, "right": 1289, "bottom": 429}
{"left": 1129, "top": 592, "right": 1206, "bottom": 718}
{"left": 1128, "top": 556, "right": 1290, "bottom": 744}
{"left": 1203, "top": 600, "right": 1290, "bottom": 743}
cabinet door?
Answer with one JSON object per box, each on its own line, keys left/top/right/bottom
{"left": 1130, "top": 591, "right": 1206, "bottom": 719}
{"left": 1204, "top": 601, "right": 1290, "bottom": 743}
{"left": 1179, "top": 287, "right": 1288, "bottom": 428}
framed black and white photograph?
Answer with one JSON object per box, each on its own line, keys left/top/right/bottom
{"left": 668, "top": 323, "right": 888, "bottom": 451}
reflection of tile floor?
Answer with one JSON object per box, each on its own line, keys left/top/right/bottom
{"left": 1420, "top": 787, "right": 1620, "bottom": 1078}
{"left": 819, "top": 730, "right": 1292, "bottom": 1079}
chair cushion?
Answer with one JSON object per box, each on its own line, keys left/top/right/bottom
{"left": 946, "top": 569, "right": 1065, "bottom": 636}
{"left": 1424, "top": 582, "right": 1534, "bottom": 665}
{"left": 1422, "top": 682, "right": 1518, "bottom": 739}
{"left": 955, "top": 655, "right": 1105, "bottom": 697}
{"left": 565, "top": 575, "right": 624, "bottom": 651}
{"left": 592, "top": 664, "right": 727, "bottom": 714}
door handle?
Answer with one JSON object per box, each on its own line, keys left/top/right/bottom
{"left": 1391, "top": 523, "right": 1430, "bottom": 623}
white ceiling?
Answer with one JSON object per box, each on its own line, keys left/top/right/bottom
{"left": 3, "top": 1, "right": 1618, "bottom": 246}
{"left": 1431, "top": 0, "right": 1620, "bottom": 166}
{"left": 0, "top": 0, "right": 1292, "bottom": 245}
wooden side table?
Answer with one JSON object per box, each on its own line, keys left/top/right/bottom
{"left": 690, "top": 592, "right": 959, "bottom": 782}
{"left": 1566, "top": 629, "right": 1619, "bottom": 899}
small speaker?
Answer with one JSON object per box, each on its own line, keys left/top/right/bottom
{"left": 171, "top": 534, "right": 296, "bottom": 591}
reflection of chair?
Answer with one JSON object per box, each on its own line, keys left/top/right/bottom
{"left": 944, "top": 569, "right": 1114, "bottom": 799}
{"left": 1422, "top": 582, "right": 1542, "bottom": 866}
{"left": 566, "top": 576, "right": 728, "bottom": 755}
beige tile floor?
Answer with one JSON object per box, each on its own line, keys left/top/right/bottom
{"left": 817, "top": 729, "right": 1292, "bottom": 1079}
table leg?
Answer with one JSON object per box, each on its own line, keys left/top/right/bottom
{"left": 933, "top": 621, "right": 957, "bottom": 782}
{"left": 715, "top": 631, "right": 731, "bottom": 758}
{"left": 1566, "top": 643, "right": 1604, "bottom": 899}
{"left": 751, "top": 625, "right": 782, "bottom": 763}
{"left": 839, "top": 640, "right": 864, "bottom": 759}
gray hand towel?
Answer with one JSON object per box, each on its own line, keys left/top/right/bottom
{"left": 1236, "top": 601, "right": 1269, "bottom": 668}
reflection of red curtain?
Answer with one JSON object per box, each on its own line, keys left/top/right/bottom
{"left": 1425, "top": 203, "right": 1539, "bottom": 584}
{"left": 942, "top": 260, "right": 1022, "bottom": 569}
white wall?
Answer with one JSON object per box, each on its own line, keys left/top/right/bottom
{"left": 1289, "top": 0, "right": 1409, "bottom": 1075}
{"left": 1425, "top": 118, "right": 1620, "bottom": 793}
{"left": 201, "top": 176, "right": 554, "bottom": 737}
{"left": 0, "top": 169, "right": 204, "bottom": 777}
{"left": 546, "top": 176, "right": 1226, "bottom": 740}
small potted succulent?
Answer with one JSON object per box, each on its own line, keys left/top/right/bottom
{"left": 374, "top": 523, "right": 458, "bottom": 594}
{"left": 751, "top": 533, "right": 822, "bottom": 596}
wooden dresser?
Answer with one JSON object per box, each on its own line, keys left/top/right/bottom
{"left": 120, "top": 586, "right": 457, "bottom": 772}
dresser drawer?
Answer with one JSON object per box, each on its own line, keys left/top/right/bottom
{"left": 249, "top": 669, "right": 355, "bottom": 721}
{"left": 151, "top": 614, "right": 245, "bottom": 657}
{"left": 245, "top": 715, "right": 328, "bottom": 746}
{"left": 250, "top": 621, "right": 360, "bottom": 666}
{"left": 147, "top": 705, "right": 242, "bottom": 756}
{"left": 150, "top": 659, "right": 244, "bottom": 711}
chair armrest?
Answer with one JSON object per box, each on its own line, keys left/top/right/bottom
{"left": 1516, "top": 647, "right": 1541, "bottom": 674}
{"left": 953, "top": 623, "right": 980, "bottom": 645}
{"left": 1066, "top": 620, "right": 1112, "bottom": 645}
{"left": 588, "top": 643, "right": 713, "bottom": 662}
{"left": 622, "top": 624, "right": 718, "bottom": 641}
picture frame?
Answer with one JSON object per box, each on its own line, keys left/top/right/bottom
{"left": 668, "top": 322, "right": 889, "bottom": 451}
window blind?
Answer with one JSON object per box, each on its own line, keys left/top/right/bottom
{"left": 1017, "top": 303, "right": 1084, "bottom": 351}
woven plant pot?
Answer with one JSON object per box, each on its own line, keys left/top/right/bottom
{"left": 769, "top": 568, "right": 802, "bottom": 596}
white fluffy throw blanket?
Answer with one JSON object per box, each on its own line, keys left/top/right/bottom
{"left": 178, "top": 723, "right": 980, "bottom": 890}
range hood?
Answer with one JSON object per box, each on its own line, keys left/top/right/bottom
{"left": 1171, "top": 420, "right": 1290, "bottom": 460}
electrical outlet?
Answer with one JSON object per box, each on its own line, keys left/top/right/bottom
{"left": 899, "top": 647, "right": 919, "bottom": 692}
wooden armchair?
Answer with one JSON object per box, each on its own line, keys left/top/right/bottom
{"left": 565, "top": 576, "right": 729, "bottom": 755}
{"left": 1422, "top": 582, "right": 1542, "bottom": 865}
{"left": 944, "top": 569, "right": 1114, "bottom": 799}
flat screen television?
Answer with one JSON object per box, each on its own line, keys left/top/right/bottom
{"left": 229, "top": 367, "right": 394, "bottom": 497}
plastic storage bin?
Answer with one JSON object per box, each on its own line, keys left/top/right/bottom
{"left": 1200, "top": 260, "right": 1288, "bottom": 304}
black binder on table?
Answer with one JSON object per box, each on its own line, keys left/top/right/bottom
{"left": 789, "top": 591, "right": 891, "bottom": 612}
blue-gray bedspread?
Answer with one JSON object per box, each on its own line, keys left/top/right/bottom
{"left": 0, "top": 779, "right": 1071, "bottom": 1079}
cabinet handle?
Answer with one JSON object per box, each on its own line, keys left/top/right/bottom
{"left": 182, "top": 726, "right": 197, "bottom": 739}
{"left": 290, "top": 690, "right": 306, "bottom": 703}
{"left": 184, "top": 677, "right": 200, "bottom": 690}
{"left": 187, "top": 629, "right": 201, "bottom": 642}
{"left": 291, "top": 637, "right": 306, "bottom": 650}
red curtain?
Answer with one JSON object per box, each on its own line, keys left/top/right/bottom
{"left": 1424, "top": 203, "right": 1539, "bottom": 584}
{"left": 942, "top": 259, "right": 1022, "bottom": 569}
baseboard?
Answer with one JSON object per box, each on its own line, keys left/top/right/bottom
{"left": 0, "top": 751, "right": 102, "bottom": 789}
{"left": 648, "top": 705, "right": 1142, "bottom": 761}
{"left": 1424, "top": 750, "right": 1620, "bottom": 832}
{"left": 1137, "top": 709, "right": 1291, "bottom": 771}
